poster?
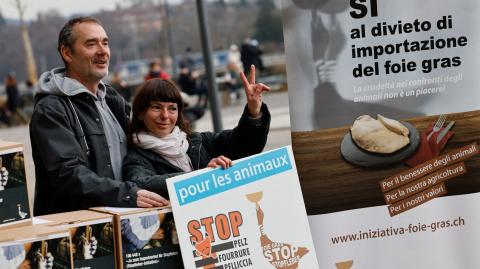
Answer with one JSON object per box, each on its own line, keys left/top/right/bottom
{"left": 0, "top": 232, "right": 71, "bottom": 269}
{"left": 66, "top": 220, "right": 116, "bottom": 269}
{"left": 119, "top": 211, "right": 182, "bottom": 269}
{"left": 0, "top": 147, "right": 30, "bottom": 227}
{"left": 282, "top": 0, "right": 480, "bottom": 267}
{"left": 167, "top": 146, "right": 319, "bottom": 269}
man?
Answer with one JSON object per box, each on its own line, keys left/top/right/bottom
{"left": 30, "top": 17, "right": 168, "bottom": 215}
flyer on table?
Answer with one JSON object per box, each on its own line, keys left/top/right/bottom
{"left": 0, "top": 147, "right": 30, "bottom": 227}
{"left": 167, "top": 146, "right": 319, "bottom": 269}
{"left": 282, "top": 0, "right": 480, "bottom": 267}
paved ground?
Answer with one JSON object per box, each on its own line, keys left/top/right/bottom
{"left": 0, "top": 90, "right": 291, "bottom": 210}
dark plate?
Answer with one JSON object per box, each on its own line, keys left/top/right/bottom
{"left": 340, "top": 122, "right": 420, "bottom": 168}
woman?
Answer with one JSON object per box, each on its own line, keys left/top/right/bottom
{"left": 123, "top": 65, "right": 271, "bottom": 199}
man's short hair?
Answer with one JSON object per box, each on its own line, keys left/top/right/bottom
{"left": 57, "top": 16, "right": 102, "bottom": 66}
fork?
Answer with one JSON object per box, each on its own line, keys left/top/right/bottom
{"left": 426, "top": 114, "right": 446, "bottom": 141}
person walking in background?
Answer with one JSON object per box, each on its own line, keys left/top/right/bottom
{"left": 179, "top": 47, "right": 196, "bottom": 71}
{"left": 110, "top": 71, "right": 131, "bottom": 102}
{"left": 224, "top": 62, "right": 243, "bottom": 103}
{"left": 24, "top": 80, "right": 35, "bottom": 106}
{"left": 144, "top": 60, "right": 170, "bottom": 81}
{"left": 240, "top": 38, "right": 254, "bottom": 74}
{"left": 4, "top": 72, "right": 28, "bottom": 125}
{"left": 240, "top": 38, "right": 264, "bottom": 75}
{"left": 250, "top": 39, "right": 265, "bottom": 72}
{"left": 227, "top": 44, "right": 243, "bottom": 73}
{"left": 123, "top": 65, "right": 270, "bottom": 199}
{"left": 177, "top": 63, "right": 208, "bottom": 108}
{"left": 5, "top": 73, "right": 20, "bottom": 114}
{"left": 29, "top": 16, "right": 167, "bottom": 216}
{"left": 226, "top": 44, "right": 244, "bottom": 103}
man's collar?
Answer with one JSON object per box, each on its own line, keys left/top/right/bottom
{"left": 97, "top": 81, "right": 107, "bottom": 99}
{"left": 87, "top": 80, "right": 106, "bottom": 100}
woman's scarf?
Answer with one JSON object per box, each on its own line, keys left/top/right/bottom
{"left": 133, "top": 126, "right": 192, "bottom": 172}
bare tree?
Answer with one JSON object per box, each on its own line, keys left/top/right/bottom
{"left": 14, "top": 0, "right": 38, "bottom": 84}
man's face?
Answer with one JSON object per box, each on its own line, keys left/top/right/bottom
{"left": 63, "top": 22, "right": 110, "bottom": 84}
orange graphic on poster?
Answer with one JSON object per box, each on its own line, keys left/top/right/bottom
{"left": 192, "top": 234, "right": 217, "bottom": 269}
{"left": 336, "top": 260, "right": 353, "bottom": 269}
{"left": 247, "top": 192, "right": 309, "bottom": 269}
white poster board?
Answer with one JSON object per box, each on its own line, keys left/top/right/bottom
{"left": 167, "top": 146, "right": 319, "bottom": 269}
{"left": 282, "top": 0, "right": 480, "bottom": 268}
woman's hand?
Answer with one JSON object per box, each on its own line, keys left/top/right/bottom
{"left": 240, "top": 65, "right": 271, "bottom": 117}
{"left": 208, "top": 155, "right": 233, "bottom": 169}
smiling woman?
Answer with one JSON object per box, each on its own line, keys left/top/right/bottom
{"left": 129, "top": 79, "right": 190, "bottom": 145}
{"left": 141, "top": 101, "right": 179, "bottom": 139}
{"left": 123, "top": 70, "right": 272, "bottom": 200}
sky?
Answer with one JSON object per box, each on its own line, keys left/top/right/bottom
{"left": 0, "top": 0, "right": 181, "bottom": 21}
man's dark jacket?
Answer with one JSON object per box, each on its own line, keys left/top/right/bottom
{"left": 123, "top": 104, "right": 270, "bottom": 198}
{"left": 30, "top": 68, "right": 139, "bottom": 216}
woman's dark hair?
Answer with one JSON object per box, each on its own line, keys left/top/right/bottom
{"left": 128, "top": 79, "right": 191, "bottom": 145}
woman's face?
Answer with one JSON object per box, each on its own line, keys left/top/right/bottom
{"left": 141, "top": 101, "right": 179, "bottom": 138}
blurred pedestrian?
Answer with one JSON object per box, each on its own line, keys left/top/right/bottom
{"left": 144, "top": 60, "right": 170, "bottom": 81}
{"left": 224, "top": 62, "right": 242, "bottom": 103}
{"left": 240, "top": 38, "right": 265, "bottom": 74}
{"left": 250, "top": 39, "right": 265, "bottom": 71}
{"left": 5, "top": 73, "right": 20, "bottom": 115}
{"left": 228, "top": 44, "right": 243, "bottom": 72}
{"left": 177, "top": 63, "right": 208, "bottom": 108}
{"left": 179, "top": 47, "right": 196, "bottom": 71}
{"left": 5, "top": 72, "right": 28, "bottom": 125}
{"left": 110, "top": 71, "right": 131, "bottom": 102}
{"left": 25, "top": 80, "right": 35, "bottom": 105}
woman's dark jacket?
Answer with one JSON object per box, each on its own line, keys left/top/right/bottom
{"left": 123, "top": 104, "right": 270, "bottom": 198}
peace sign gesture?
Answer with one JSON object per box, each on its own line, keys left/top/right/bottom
{"left": 240, "top": 65, "right": 271, "bottom": 117}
